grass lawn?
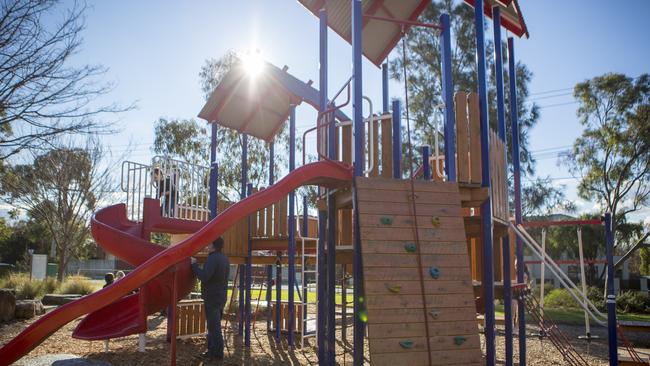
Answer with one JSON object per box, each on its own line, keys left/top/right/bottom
{"left": 495, "top": 304, "right": 650, "bottom": 325}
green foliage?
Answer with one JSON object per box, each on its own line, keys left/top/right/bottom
{"left": 0, "top": 219, "right": 51, "bottom": 265}
{"left": 640, "top": 247, "right": 650, "bottom": 276}
{"left": 0, "top": 273, "right": 59, "bottom": 300}
{"left": 153, "top": 118, "right": 209, "bottom": 166}
{"left": 616, "top": 290, "right": 650, "bottom": 314}
{"left": 544, "top": 288, "right": 579, "bottom": 309}
{"left": 57, "top": 275, "right": 98, "bottom": 295}
{"left": 564, "top": 73, "right": 650, "bottom": 231}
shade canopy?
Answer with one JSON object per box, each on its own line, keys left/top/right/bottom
{"left": 198, "top": 61, "right": 349, "bottom": 141}
{"left": 297, "top": 0, "right": 528, "bottom": 67}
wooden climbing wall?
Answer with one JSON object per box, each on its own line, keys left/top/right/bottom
{"left": 356, "top": 177, "right": 483, "bottom": 366}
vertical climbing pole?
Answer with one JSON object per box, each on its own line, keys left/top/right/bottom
{"left": 351, "top": 1, "right": 366, "bottom": 365}
{"left": 288, "top": 105, "right": 297, "bottom": 347}
{"left": 392, "top": 100, "right": 401, "bottom": 179}
{"left": 492, "top": 7, "right": 512, "bottom": 366}
{"left": 508, "top": 36, "right": 526, "bottom": 366}
{"left": 266, "top": 142, "right": 274, "bottom": 332}
{"left": 604, "top": 212, "right": 618, "bottom": 366}
{"left": 440, "top": 12, "right": 456, "bottom": 181}
{"left": 239, "top": 133, "right": 248, "bottom": 337}
{"left": 209, "top": 123, "right": 218, "bottom": 219}
{"left": 245, "top": 183, "right": 253, "bottom": 347}
{"left": 317, "top": 8, "right": 328, "bottom": 365}
{"left": 473, "top": 0, "right": 496, "bottom": 364}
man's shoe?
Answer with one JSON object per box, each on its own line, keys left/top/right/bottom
{"left": 200, "top": 351, "right": 216, "bottom": 359}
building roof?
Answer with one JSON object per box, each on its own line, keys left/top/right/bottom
{"left": 198, "top": 61, "right": 349, "bottom": 141}
{"left": 463, "top": 0, "right": 529, "bottom": 38}
{"left": 297, "top": 0, "right": 528, "bottom": 67}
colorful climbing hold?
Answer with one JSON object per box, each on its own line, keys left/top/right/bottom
{"left": 431, "top": 216, "right": 441, "bottom": 228}
{"left": 399, "top": 340, "right": 414, "bottom": 349}
{"left": 429, "top": 266, "right": 440, "bottom": 279}
{"left": 380, "top": 217, "right": 393, "bottom": 225}
{"left": 429, "top": 309, "right": 440, "bottom": 319}
{"left": 385, "top": 283, "right": 401, "bottom": 293}
{"left": 454, "top": 336, "right": 467, "bottom": 346}
{"left": 404, "top": 243, "right": 417, "bottom": 253}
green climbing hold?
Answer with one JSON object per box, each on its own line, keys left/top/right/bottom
{"left": 431, "top": 216, "right": 441, "bottom": 228}
{"left": 399, "top": 340, "right": 414, "bottom": 349}
{"left": 380, "top": 217, "right": 393, "bottom": 225}
{"left": 454, "top": 336, "right": 467, "bottom": 346}
{"left": 429, "top": 266, "right": 440, "bottom": 279}
{"left": 404, "top": 243, "right": 417, "bottom": 253}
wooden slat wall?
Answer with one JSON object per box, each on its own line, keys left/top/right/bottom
{"left": 467, "top": 93, "right": 482, "bottom": 184}
{"left": 381, "top": 117, "right": 393, "bottom": 178}
{"left": 356, "top": 177, "right": 482, "bottom": 366}
{"left": 488, "top": 130, "right": 508, "bottom": 221}
{"left": 455, "top": 92, "right": 471, "bottom": 183}
{"left": 176, "top": 300, "right": 207, "bottom": 338}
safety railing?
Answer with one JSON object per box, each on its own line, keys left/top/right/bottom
{"left": 121, "top": 160, "right": 154, "bottom": 221}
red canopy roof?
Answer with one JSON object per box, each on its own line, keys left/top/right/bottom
{"left": 464, "top": 0, "right": 529, "bottom": 38}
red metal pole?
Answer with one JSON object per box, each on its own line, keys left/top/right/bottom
{"left": 521, "top": 219, "right": 602, "bottom": 228}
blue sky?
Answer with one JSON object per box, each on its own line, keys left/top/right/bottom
{"left": 75, "top": 0, "right": 649, "bottom": 222}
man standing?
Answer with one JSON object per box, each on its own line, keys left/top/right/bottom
{"left": 191, "top": 237, "right": 230, "bottom": 360}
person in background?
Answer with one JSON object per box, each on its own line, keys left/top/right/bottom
{"left": 191, "top": 237, "right": 230, "bottom": 360}
{"left": 115, "top": 271, "right": 126, "bottom": 281}
{"left": 513, "top": 258, "right": 531, "bottom": 327}
{"left": 152, "top": 167, "right": 177, "bottom": 217}
{"left": 103, "top": 273, "right": 114, "bottom": 288}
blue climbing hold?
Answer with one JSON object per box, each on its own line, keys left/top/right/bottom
{"left": 430, "top": 266, "right": 440, "bottom": 279}
{"left": 380, "top": 217, "right": 393, "bottom": 225}
{"left": 399, "top": 340, "right": 414, "bottom": 349}
{"left": 404, "top": 243, "right": 417, "bottom": 253}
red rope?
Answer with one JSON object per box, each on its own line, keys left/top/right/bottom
{"left": 401, "top": 31, "right": 433, "bottom": 366}
{"left": 618, "top": 325, "right": 649, "bottom": 364}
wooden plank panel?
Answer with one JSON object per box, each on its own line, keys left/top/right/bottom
{"left": 381, "top": 117, "right": 393, "bottom": 178}
{"left": 363, "top": 254, "right": 471, "bottom": 269}
{"left": 273, "top": 200, "right": 280, "bottom": 237}
{"left": 365, "top": 294, "right": 475, "bottom": 310}
{"left": 360, "top": 214, "right": 464, "bottom": 229}
{"left": 369, "top": 335, "right": 481, "bottom": 355}
{"left": 340, "top": 208, "right": 352, "bottom": 246}
{"left": 355, "top": 177, "right": 459, "bottom": 193}
{"left": 265, "top": 205, "right": 272, "bottom": 237}
{"left": 342, "top": 124, "right": 352, "bottom": 164}
{"left": 356, "top": 189, "right": 464, "bottom": 205}
{"left": 467, "top": 93, "right": 482, "bottom": 184}
{"left": 371, "top": 118, "right": 380, "bottom": 176}
{"left": 362, "top": 241, "right": 470, "bottom": 255}
{"left": 358, "top": 201, "right": 462, "bottom": 217}
{"left": 361, "top": 227, "right": 467, "bottom": 242}
{"left": 364, "top": 266, "right": 472, "bottom": 282}
{"left": 364, "top": 280, "right": 473, "bottom": 295}
{"left": 366, "top": 307, "right": 477, "bottom": 324}
{"left": 371, "top": 349, "right": 483, "bottom": 366}
{"left": 455, "top": 92, "right": 471, "bottom": 183}
{"left": 278, "top": 196, "right": 287, "bottom": 236}
{"left": 367, "top": 321, "right": 479, "bottom": 338}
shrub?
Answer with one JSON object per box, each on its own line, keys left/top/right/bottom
{"left": 544, "top": 288, "right": 579, "bottom": 309}
{"left": 16, "top": 280, "right": 43, "bottom": 300}
{"left": 0, "top": 273, "right": 63, "bottom": 299}
{"left": 57, "top": 275, "right": 98, "bottom": 295}
{"left": 616, "top": 291, "right": 650, "bottom": 314}
{"left": 586, "top": 286, "right": 606, "bottom": 312}
{"left": 41, "top": 277, "right": 59, "bottom": 294}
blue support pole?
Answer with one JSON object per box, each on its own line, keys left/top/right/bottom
{"left": 288, "top": 105, "right": 297, "bottom": 347}
{"left": 302, "top": 195, "right": 309, "bottom": 325}
{"left": 382, "top": 63, "right": 389, "bottom": 113}
{"left": 421, "top": 145, "right": 431, "bottom": 180}
{"left": 318, "top": 9, "right": 329, "bottom": 364}
{"left": 209, "top": 123, "right": 218, "bottom": 218}
{"left": 492, "top": 8, "right": 512, "bottom": 366}
{"left": 245, "top": 183, "right": 253, "bottom": 347}
{"left": 604, "top": 213, "right": 618, "bottom": 366}
{"left": 352, "top": 2, "right": 365, "bottom": 365}
{"left": 238, "top": 133, "right": 248, "bottom": 337}
{"left": 392, "top": 100, "right": 402, "bottom": 179}
{"left": 474, "top": 1, "right": 495, "bottom": 364}
{"left": 508, "top": 36, "right": 526, "bottom": 366}
{"left": 266, "top": 142, "right": 274, "bottom": 332}
{"left": 440, "top": 12, "right": 456, "bottom": 182}
{"left": 275, "top": 251, "right": 282, "bottom": 342}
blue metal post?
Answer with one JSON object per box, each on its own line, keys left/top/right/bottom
{"left": 245, "top": 183, "right": 253, "bottom": 347}
{"left": 266, "top": 142, "right": 274, "bottom": 332}
{"left": 492, "top": 8, "right": 512, "bottom": 366}
{"left": 474, "top": 1, "right": 495, "bottom": 364}
{"left": 392, "top": 100, "right": 402, "bottom": 179}
{"left": 317, "top": 9, "right": 329, "bottom": 364}
{"left": 508, "top": 36, "right": 526, "bottom": 366}
{"left": 209, "top": 123, "right": 218, "bottom": 218}
{"left": 238, "top": 133, "right": 248, "bottom": 336}
{"left": 302, "top": 195, "right": 309, "bottom": 325}
{"left": 440, "top": 12, "right": 456, "bottom": 182}
{"left": 288, "top": 105, "right": 297, "bottom": 347}
{"left": 604, "top": 213, "right": 618, "bottom": 366}
{"left": 382, "top": 63, "right": 389, "bottom": 113}
{"left": 421, "top": 145, "right": 431, "bottom": 180}
{"left": 352, "top": 2, "right": 365, "bottom": 365}
{"left": 275, "top": 251, "right": 282, "bottom": 342}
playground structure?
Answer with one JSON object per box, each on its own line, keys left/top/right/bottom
{"left": 0, "top": 1, "right": 639, "bottom": 366}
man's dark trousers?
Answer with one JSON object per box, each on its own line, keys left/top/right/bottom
{"left": 205, "top": 301, "right": 224, "bottom": 357}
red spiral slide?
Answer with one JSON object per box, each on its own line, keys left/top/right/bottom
{"left": 0, "top": 160, "right": 352, "bottom": 366}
